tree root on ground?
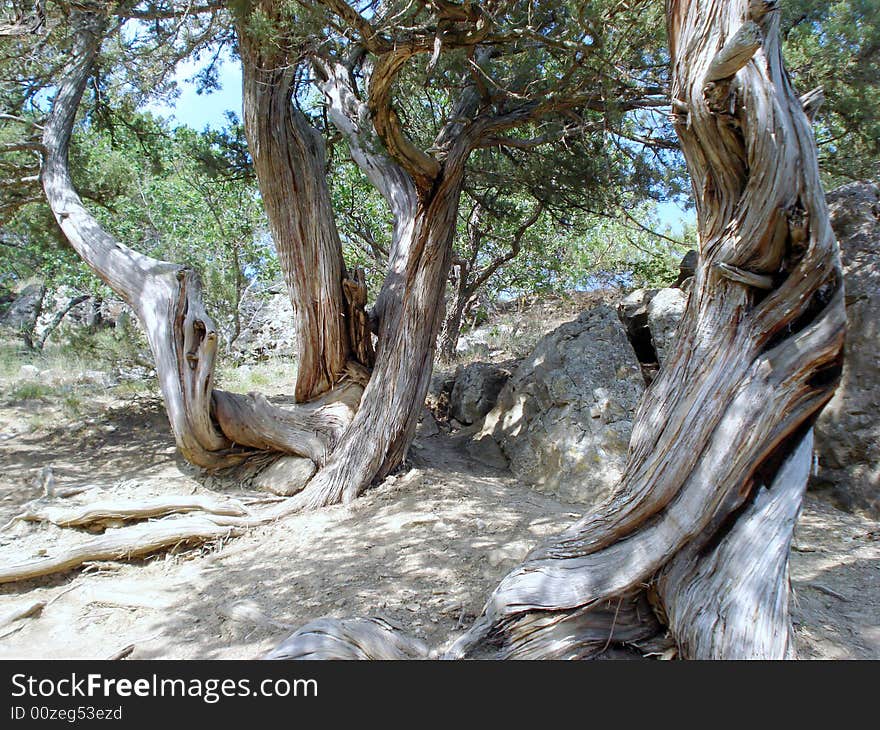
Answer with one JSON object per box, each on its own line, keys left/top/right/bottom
{"left": 9, "top": 495, "right": 248, "bottom": 530}
{"left": 264, "top": 617, "right": 429, "bottom": 660}
{"left": 0, "top": 476, "right": 366, "bottom": 584}
{"left": 0, "top": 514, "right": 245, "bottom": 584}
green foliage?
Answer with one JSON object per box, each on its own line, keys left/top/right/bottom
{"left": 783, "top": 0, "right": 880, "bottom": 183}
{"left": 3, "top": 108, "right": 275, "bottom": 342}
{"left": 6, "top": 380, "right": 54, "bottom": 401}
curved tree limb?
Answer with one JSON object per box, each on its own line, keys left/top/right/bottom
{"left": 39, "top": 11, "right": 364, "bottom": 485}
{"left": 270, "top": 0, "right": 846, "bottom": 661}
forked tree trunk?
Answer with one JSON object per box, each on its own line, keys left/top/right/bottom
{"left": 298, "top": 169, "right": 466, "bottom": 506}
{"left": 41, "top": 10, "right": 460, "bottom": 511}
{"left": 270, "top": 0, "right": 846, "bottom": 660}
{"left": 239, "top": 28, "right": 363, "bottom": 403}
{"left": 42, "top": 13, "right": 363, "bottom": 476}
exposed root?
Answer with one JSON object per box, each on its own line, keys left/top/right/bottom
{"left": 10, "top": 495, "right": 248, "bottom": 530}
{"left": 264, "top": 617, "right": 429, "bottom": 660}
{"left": 0, "top": 516, "right": 243, "bottom": 584}
{"left": 0, "top": 470, "right": 371, "bottom": 585}
{"left": 453, "top": 590, "right": 662, "bottom": 660}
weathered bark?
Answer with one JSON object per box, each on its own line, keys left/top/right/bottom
{"left": 265, "top": 618, "right": 429, "bottom": 660}
{"left": 297, "top": 54, "right": 476, "bottom": 503}
{"left": 270, "top": 0, "right": 846, "bottom": 660}
{"left": 11, "top": 494, "right": 248, "bottom": 529}
{"left": 40, "top": 13, "right": 359, "bottom": 476}
{"left": 294, "top": 171, "right": 466, "bottom": 507}
{"left": 656, "top": 429, "right": 814, "bottom": 659}
{"left": 239, "top": 25, "right": 355, "bottom": 402}
{"left": 0, "top": 515, "right": 244, "bottom": 585}
{"left": 443, "top": 0, "right": 846, "bottom": 660}
{"left": 437, "top": 290, "right": 469, "bottom": 362}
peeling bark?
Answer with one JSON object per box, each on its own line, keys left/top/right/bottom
{"left": 292, "top": 170, "right": 466, "bottom": 507}
{"left": 443, "top": 0, "right": 846, "bottom": 660}
{"left": 271, "top": 0, "right": 846, "bottom": 661}
{"left": 239, "top": 26, "right": 354, "bottom": 402}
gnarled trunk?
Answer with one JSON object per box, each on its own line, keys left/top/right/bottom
{"left": 296, "top": 170, "right": 465, "bottom": 506}
{"left": 437, "top": 291, "right": 468, "bottom": 363}
{"left": 239, "top": 31, "right": 357, "bottom": 403}
{"left": 40, "top": 8, "right": 460, "bottom": 515}
{"left": 270, "top": 0, "right": 846, "bottom": 661}
{"left": 445, "top": 0, "right": 846, "bottom": 660}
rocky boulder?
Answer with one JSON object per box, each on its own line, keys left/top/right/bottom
{"left": 475, "top": 305, "right": 644, "bottom": 507}
{"left": 617, "top": 285, "right": 687, "bottom": 379}
{"left": 448, "top": 362, "right": 512, "bottom": 425}
{"left": 813, "top": 181, "right": 880, "bottom": 516}
{"left": 228, "top": 286, "right": 297, "bottom": 362}
{"left": 0, "top": 281, "right": 45, "bottom": 342}
{"left": 646, "top": 287, "right": 687, "bottom": 364}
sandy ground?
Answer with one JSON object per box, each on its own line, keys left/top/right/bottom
{"left": 0, "top": 387, "right": 877, "bottom": 659}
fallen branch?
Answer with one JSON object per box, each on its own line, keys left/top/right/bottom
{"left": 0, "top": 516, "right": 243, "bottom": 584}
{"left": 12, "top": 495, "right": 248, "bottom": 529}
{"left": 107, "top": 644, "right": 135, "bottom": 661}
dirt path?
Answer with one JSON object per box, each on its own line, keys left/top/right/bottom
{"left": 0, "top": 391, "right": 877, "bottom": 659}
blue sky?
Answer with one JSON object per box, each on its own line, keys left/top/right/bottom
{"left": 148, "top": 55, "right": 694, "bottom": 235}
{"left": 147, "top": 53, "right": 244, "bottom": 131}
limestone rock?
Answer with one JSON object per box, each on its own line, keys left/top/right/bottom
{"left": 18, "top": 365, "right": 39, "bottom": 380}
{"left": 229, "top": 285, "right": 297, "bottom": 362}
{"left": 448, "top": 362, "right": 512, "bottom": 426}
{"left": 479, "top": 305, "right": 644, "bottom": 508}
{"left": 0, "top": 281, "right": 45, "bottom": 339}
{"left": 618, "top": 288, "right": 659, "bottom": 368}
{"left": 813, "top": 181, "right": 880, "bottom": 516}
{"left": 646, "top": 287, "right": 687, "bottom": 364}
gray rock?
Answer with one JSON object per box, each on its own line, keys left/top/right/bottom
{"left": 449, "top": 362, "right": 512, "bottom": 425}
{"left": 618, "top": 288, "right": 660, "bottom": 367}
{"left": 813, "top": 181, "right": 880, "bottom": 516}
{"left": 479, "top": 305, "right": 644, "bottom": 508}
{"left": 675, "top": 249, "right": 698, "bottom": 287}
{"left": 17, "top": 364, "right": 39, "bottom": 380}
{"left": 0, "top": 281, "right": 45, "bottom": 339}
{"left": 646, "top": 287, "right": 686, "bottom": 364}
{"left": 79, "top": 370, "right": 116, "bottom": 388}
{"left": 253, "top": 455, "right": 316, "bottom": 496}
{"left": 229, "top": 286, "right": 297, "bottom": 362}
{"left": 486, "top": 540, "right": 532, "bottom": 568}
{"left": 466, "top": 433, "right": 509, "bottom": 469}
{"left": 38, "top": 368, "right": 64, "bottom": 385}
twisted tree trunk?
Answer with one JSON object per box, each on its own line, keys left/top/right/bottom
{"left": 304, "top": 170, "right": 465, "bottom": 506}
{"left": 40, "top": 8, "right": 460, "bottom": 513}
{"left": 444, "top": 0, "right": 846, "bottom": 660}
{"left": 42, "top": 12, "right": 362, "bottom": 475}
{"left": 270, "top": 0, "right": 846, "bottom": 660}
